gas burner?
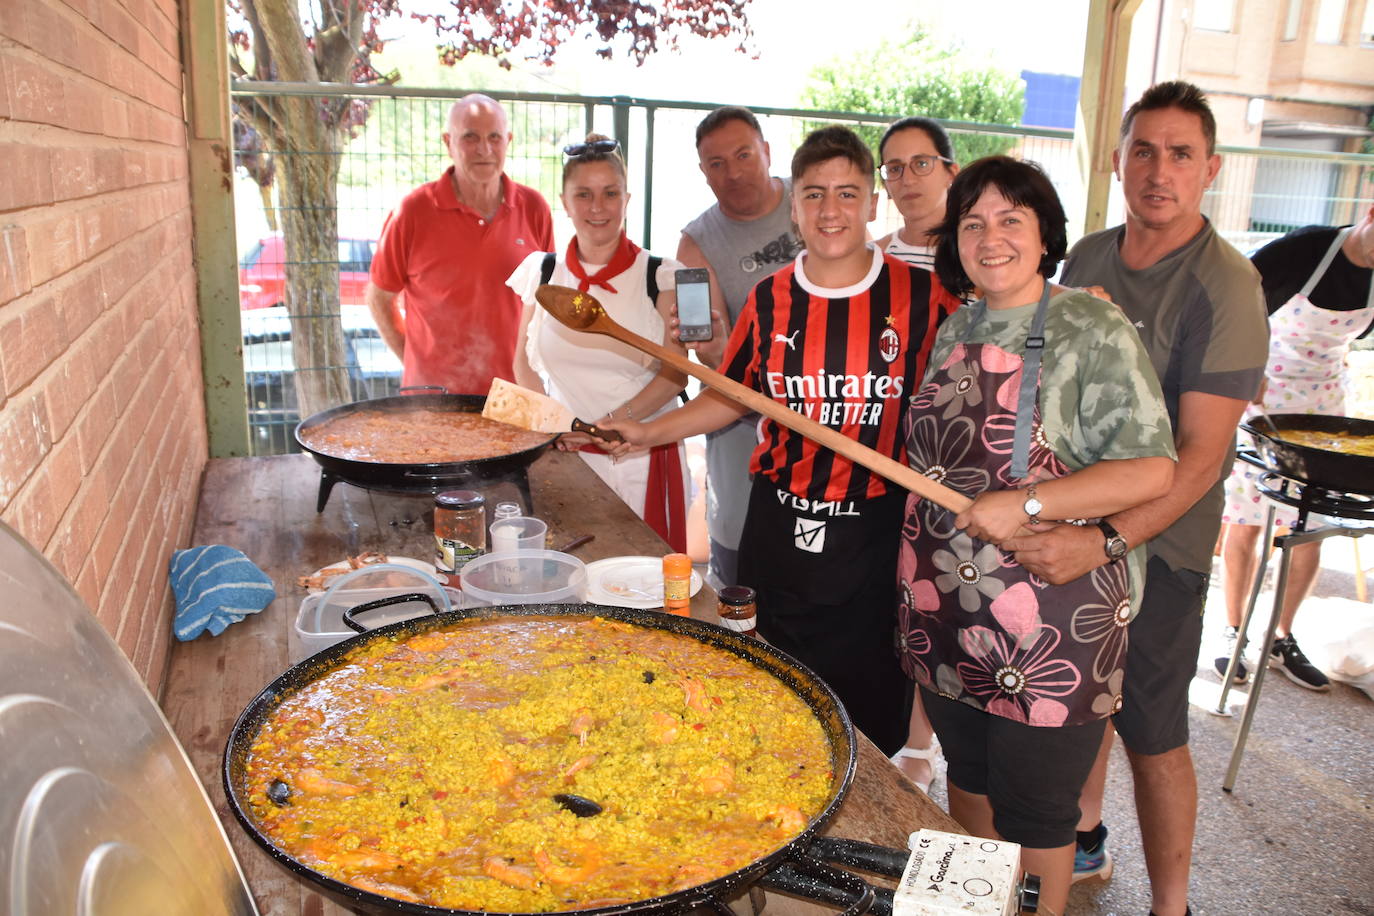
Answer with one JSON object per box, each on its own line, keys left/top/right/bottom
{"left": 1255, "top": 470, "right": 1374, "bottom": 530}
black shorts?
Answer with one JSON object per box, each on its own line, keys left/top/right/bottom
{"left": 921, "top": 686, "right": 1107, "bottom": 848}
{"left": 1113, "top": 554, "right": 1208, "bottom": 756}
{"left": 738, "top": 479, "right": 912, "bottom": 756}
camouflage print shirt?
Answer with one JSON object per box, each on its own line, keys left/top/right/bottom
{"left": 924, "top": 288, "right": 1178, "bottom": 612}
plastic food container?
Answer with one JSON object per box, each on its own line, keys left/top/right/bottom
{"left": 460, "top": 549, "right": 588, "bottom": 607}
{"left": 293, "top": 563, "right": 459, "bottom": 662}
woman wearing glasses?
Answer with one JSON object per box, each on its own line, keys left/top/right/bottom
{"left": 875, "top": 117, "right": 960, "bottom": 794}
{"left": 898, "top": 157, "right": 1175, "bottom": 913}
{"left": 876, "top": 117, "right": 959, "bottom": 271}
{"left": 506, "top": 134, "right": 690, "bottom": 550}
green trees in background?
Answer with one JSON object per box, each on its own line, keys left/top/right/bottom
{"left": 227, "top": 0, "right": 752, "bottom": 418}
{"left": 800, "top": 27, "right": 1026, "bottom": 165}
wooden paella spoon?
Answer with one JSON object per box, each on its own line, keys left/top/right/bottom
{"left": 534, "top": 283, "right": 972, "bottom": 515}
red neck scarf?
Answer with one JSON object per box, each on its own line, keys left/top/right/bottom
{"left": 565, "top": 232, "right": 641, "bottom": 294}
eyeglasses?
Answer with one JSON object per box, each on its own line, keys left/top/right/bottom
{"left": 563, "top": 138, "right": 620, "bottom": 157}
{"left": 879, "top": 155, "right": 954, "bottom": 181}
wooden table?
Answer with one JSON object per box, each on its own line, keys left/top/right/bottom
{"left": 162, "top": 452, "right": 962, "bottom": 916}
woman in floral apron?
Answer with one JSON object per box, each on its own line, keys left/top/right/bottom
{"left": 1216, "top": 209, "right": 1374, "bottom": 690}
{"left": 897, "top": 157, "right": 1177, "bottom": 913}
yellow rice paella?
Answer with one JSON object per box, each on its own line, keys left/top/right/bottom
{"left": 243, "top": 615, "right": 836, "bottom": 910}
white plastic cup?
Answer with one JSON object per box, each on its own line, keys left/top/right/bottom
{"left": 489, "top": 517, "right": 547, "bottom": 555}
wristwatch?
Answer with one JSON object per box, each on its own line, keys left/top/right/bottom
{"left": 1022, "top": 483, "right": 1043, "bottom": 526}
{"left": 1098, "top": 520, "right": 1128, "bottom": 563}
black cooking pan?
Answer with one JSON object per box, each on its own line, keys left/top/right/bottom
{"left": 294, "top": 391, "right": 557, "bottom": 511}
{"left": 1241, "top": 413, "right": 1374, "bottom": 496}
{"left": 223, "top": 604, "right": 913, "bottom": 916}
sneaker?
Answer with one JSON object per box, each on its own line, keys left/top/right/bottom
{"left": 1072, "top": 824, "right": 1114, "bottom": 883}
{"left": 1269, "top": 634, "right": 1331, "bottom": 691}
{"left": 1213, "top": 625, "right": 1249, "bottom": 684}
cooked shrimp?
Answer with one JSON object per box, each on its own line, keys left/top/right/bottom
{"left": 350, "top": 877, "right": 423, "bottom": 903}
{"left": 294, "top": 767, "right": 364, "bottom": 797}
{"left": 303, "top": 838, "right": 403, "bottom": 872}
{"left": 568, "top": 707, "right": 594, "bottom": 744}
{"left": 669, "top": 864, "right": 715, "bottom": 892}
{"left": 678, "top": 678, "right": 711, "bottom": 714}
{"left": 765, "top": 805, "right": 808, "bottom": 836}
{"left": 534, "top": 844, "right": 602, "bottom": 885}
{"left": 488, "top": 756, "right": 517, "bottom": 787}
{"left": 560, "top": 754, "right": 597, "bottom": 781}
{"left": 646, "top": 710, "right": 680, "bottom": 745}
{"left": 698, "top": 761, "right": 735, "bottom": 796}
{"left": 404, "top": 633, "right": 450, "bottom": 653}
{"left": 483, "top": 856, "right": 541, "bottom": 891}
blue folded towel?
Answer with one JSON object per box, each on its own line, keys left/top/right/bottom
{"left": 169, "top": 545, "right": 276, "bottom": 640}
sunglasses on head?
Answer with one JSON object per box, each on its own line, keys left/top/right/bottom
{"left": 563, "top": 138, "right": 620, "bottom": 157}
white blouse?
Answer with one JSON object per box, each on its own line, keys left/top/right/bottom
{"left": 506, "top": 249, "right": 682, "bottom": 422}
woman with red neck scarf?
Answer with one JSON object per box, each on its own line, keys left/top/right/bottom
{"left": 506, "top": 134, "right": 690, "bottom": 550}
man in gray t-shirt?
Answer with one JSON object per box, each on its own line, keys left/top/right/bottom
{"left": 1003, "top": 82, "right": 1266, "bottom": 916}
{"left": 676, "top": 107, "right": 802, "bottom": 589}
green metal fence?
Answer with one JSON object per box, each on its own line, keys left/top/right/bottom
{"left": 228, "top": 82, "right": 1374, "bottom": 455}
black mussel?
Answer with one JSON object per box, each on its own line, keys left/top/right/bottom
{"left": 267, "top": 779, "right": 292, "bottom": 806}
{"left": 553, "top": 793, "right": 603, "bottom": 817}
{"left": 642, "top": 670, "right": 655, "bottom": 683}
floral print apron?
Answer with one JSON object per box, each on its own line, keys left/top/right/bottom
{"left": 897, "top": 290, "right": 1130, "bottom": 727}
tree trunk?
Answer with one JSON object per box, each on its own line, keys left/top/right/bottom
{"left": 277, "top": 98, "right": 353, "bottom": 419}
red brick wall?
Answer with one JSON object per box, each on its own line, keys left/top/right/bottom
{"left": 0, "top": 0, "right": 206, "bottom": 688}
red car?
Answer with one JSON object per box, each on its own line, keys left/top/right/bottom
{"left": 238, "top": 235, "right": 378, "bottom": 311}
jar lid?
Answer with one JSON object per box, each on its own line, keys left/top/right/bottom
{"left": 662, "top": 553, "right": 693, "bottom": 576}
{"left": 717, "top": 585, "right": 756, "bottom": 605}
{"left": 436, "top": 489, "right": 484, "bottom": 510}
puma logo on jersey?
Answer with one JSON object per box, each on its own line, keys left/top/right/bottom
{"left": 774, "top": 330, "right": 800, "bottom": 351}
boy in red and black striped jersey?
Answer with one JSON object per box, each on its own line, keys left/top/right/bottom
{"left": 600, "top": 127, "right": 960, "bottom": 753}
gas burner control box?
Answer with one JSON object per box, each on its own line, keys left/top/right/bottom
{"left": 892, "top": 829, "right": 1038, "bottom": 916}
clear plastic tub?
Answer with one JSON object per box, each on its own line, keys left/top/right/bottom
{"left": 293, "top": 563, "right": 459, "bottom": 662}
{"left": 460, "top": 549, "right": 587, "bottom": 607}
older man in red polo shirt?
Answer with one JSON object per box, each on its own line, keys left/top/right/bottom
{"left": 368, "top": 94, "right": 554, "bottom": 395}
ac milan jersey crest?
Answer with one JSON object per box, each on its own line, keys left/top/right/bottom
{"left": 879, "top": 327, "right": 901, "bottom": 363}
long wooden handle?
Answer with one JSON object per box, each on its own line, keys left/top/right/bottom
{"left": 595, "top": 322, "right": 972, "bottom": 514}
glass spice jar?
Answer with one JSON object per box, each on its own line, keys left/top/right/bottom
{"left": 716, "top": 585, "right": 757, "bottom": 637}
{"left": 434, "top": 490, "right": 485, "bottom": 586}
{"left": 662, "top": 553, "right": 693, "bottom": 616}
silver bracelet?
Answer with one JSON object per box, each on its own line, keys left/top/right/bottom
{"left": 621, "top": 404, "right": 634, "bottom": 420}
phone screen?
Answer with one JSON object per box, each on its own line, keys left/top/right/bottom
{"left": 676, "top": 269, "right": 712, "bottom": 342}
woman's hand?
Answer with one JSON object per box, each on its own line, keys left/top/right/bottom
{"left": 955, "top": 489, "right": 1035, "bottom": 546}
{"left": 555, "top": 431, "right": 595, "bottom": 451}
{"left": 590, "top": 417, "right": 650, "bottom": 460}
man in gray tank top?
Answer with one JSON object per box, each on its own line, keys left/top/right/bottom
{"left": 677, "top": 107, "right": 803, "bottom": 589}
{"left": 1003, "top": 82, "right": 1267, "bottom": 916}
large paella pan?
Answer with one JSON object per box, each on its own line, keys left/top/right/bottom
{"left": 224, "top": 604, "right": 910, "bottom": 916}
{"left": 294, "top": 392, "right": 557, "bottom": 512}
{"left": 1241, "top": 412, "right": 1374, "bottom": 497}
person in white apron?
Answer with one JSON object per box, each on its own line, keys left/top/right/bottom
{"left": 1217, "top": 206, "right": 1374, "bottom": 690}
{"left": 506, "top": 135, "right": 691, "bottom": 550}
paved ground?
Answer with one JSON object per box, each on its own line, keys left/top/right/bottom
{"left": 916, "top": 532, "right": 1374, "bottom": 915}
{"left": 1069, "top": 535, "right": 1374, "bottom": 914}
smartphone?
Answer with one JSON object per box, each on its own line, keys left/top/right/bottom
{"left": 675, "top": 268, "right": 713, "bottom": 342}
